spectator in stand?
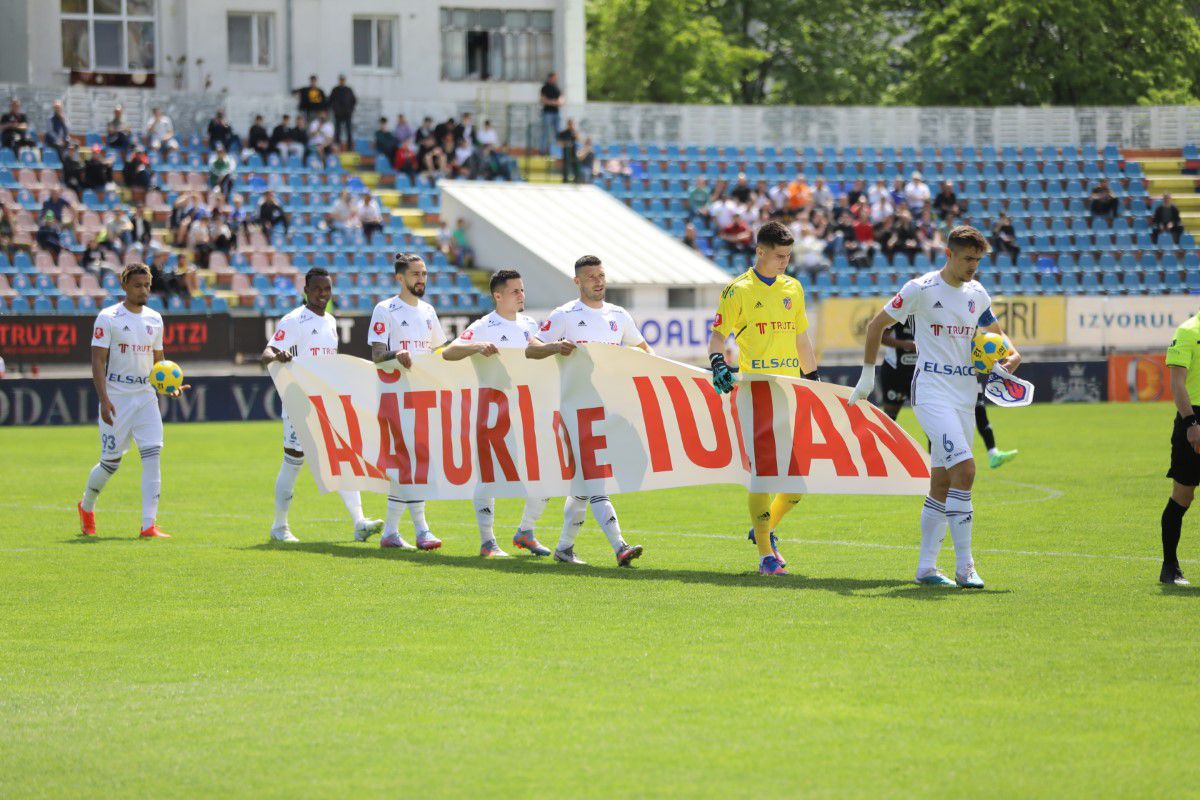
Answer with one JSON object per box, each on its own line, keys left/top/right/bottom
{"left": 812, "top": 178, "right": 834, "bottom": 211}
{"left": 44, "top": 101, "right": 71, "bottom": 158}
{"left": 122, "top": 145, "right": 153, "bottom": 199}
{"left": 61, "top": 145, "right": 84, "bottom": 194}
{"left": 451, "top": 218, "right": 474, "bottom": 268}
{"left": 415, "top": 116, "right": 435, "bottom": 142}
{"left": 889, "top": 177, "right": 906, "bottom": 208}
{"left": 557, "top": 118, "right": 579, "bottom": 183}
{"left": 539, "top": 72, "right": 564, "bottom": 154}
{"left": 730, "top": 174, "right": 752, "bottom": 204}
{"left": 417, "top": 133, "right": 447, "bottom": 177}
{"left": 294, "top": 74, "right": 327, "bottom": 124}
{"left": 1089, "top": 178, "right": 1119, "bottom": 221}
{"left": 870, "top": 189, "right": 895, "bottom": 225}
{"left": 308, "top": 112, "right": 334, "bottom": 160}
{"left": 434, "top": 117, "right": 455, "bottom": 144}
{"left": 1, "top": 99, "right": 34, "bottom": 153}
{"left": 682, "top": 221, "right": 699, "bottom": 250}
{"left": 393, "top": 136, "right": 418, "bottom": 178}
{"left": 1152, "top": 193, "right": 1184, "bottom": 245}
{"left": 785, "top": 174, "right": 812, "bottom": 212}
{"left": 846, "top": 178, "right": 867, "bottom": 209}
{"left": 903, "top": 171, "right": 931, "bottom": 213}
{"left": 207, "top": 145, "right": 236, "bottom": 197}
{"left": 374, "top": 117, "right": 397, "bottom": 162}
{"left": 849, "top": 205, "right": 877, "bottom": 266}
{"left": 226, "top": 193, "right": 249, "bottom": 245}
{"left": 83, "top": 145, "right": 114, "bottom": 193}
{"left": 271, "top": 114, "right": 304, "bottom": 160}
{"left": 208, "top": 210, "right": 234, "bottom": 255}
{"left": 792, "top": 223, "right": 830, "bottom": 285}
{"left": 106, "top": 105, "right": 132, "bottom": 152}
{"left": 455, "top": 112, "right": 477, "bottom": 147}
{"left": 358, "top": 192, "right": 384, "bottom": 243}
{"left": 42, "top": 187, "right": 72, "bottom": 227}
{"left": 867, "top": 179, "right": 890, "bottom": 206}
{"left": 918, "top": 206, "right": 944, "bottom": 260}
{"left": 687, "top": 177, "right": 711, "bottom": 223}
{"left": 96, "top": 211, "right": 128, "bottom": 257}
{"left": 329, "top": 75, "right": 357, "bottom": 146}
{"left": 246, "top": 114, "right": 271, "bottom": 161}
{"left": 0, "top": 206, "right": 14, "bottom": 254}
{"left": 327, "top": 189, "right": 360, "bottom": 234}
{"left": 289, "top": 115, "right": 309, "bottom": 159}
{"left": 576, "top": 136, "right": 595, "bottom": 182}
{"left": 932, "top": 180, "right": 959, "bottom": 220}
{"left": 393, "top": 114, "right": 413, "bottom": 146}
{"left": 476, "top": 119, "right": 499, "bottom": 148}
{"left": 452, "top": 134, "right": 475, "bottom": 176}
{"left": 80, "top": 237, "right": 106, "bottom": 274}
{"left": 128, "top": 201, "right": 152, "bottom": 253}
{"left": 990, "top": 212, "right": 1020, "bottom": 262}
{"left": 473, "top": 144, "right": 511, "bottom": 181}
{"left": 35, "top": 211, "right": 63, "bottom": 261}
{"left": 207, "top": 109, "right": 238, "bottom": 152}
{"left": 886, "top": 206, "right": 920, "bottom": 265}
{"left": 170, "top": 192, "right": 202, "bottom": 242}
{"left": 257, "top": 189, "right": 289, "bottom": 237}
{"left": 145, "top": 107, "right": 178, "bottom": 153}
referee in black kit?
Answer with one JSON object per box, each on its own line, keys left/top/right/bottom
{"left": 1162, "top": 310, "right": 1200, "bottom": 586}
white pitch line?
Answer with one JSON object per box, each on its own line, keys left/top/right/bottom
{"left": 0, "top": 492, "right": 1186, "bottom": 565}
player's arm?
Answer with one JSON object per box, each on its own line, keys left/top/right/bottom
{"left": 980, "top": 320, "right": 1021, "bottom": 372}
{"left": 261, "top": 344, "right": 291, "bottom": 366}
{"left": 634, "top": 340, "right": 653, "bottom": 354}
{"left": 441, "top": 340, "right": 499, "bottom": 360}
{"left": 153, "top": 348, "right": 190, "bottom": 397}
{"left": 91, "top": 344, "right": 114, "bottom": 424}
{"left": 372, "top": 341, "right": 412, "bottom": 368}
{"left": 1168, "top": 365, "right": 1200, "bottom": 454}
{"left": 881, "top": 324, "right": 915, "bottom": 352}
{"left": 797, "top": 331, "right": 820, "bottom": 380}
{"left": 525, "top": 336, "right": 576, "bottom": 359}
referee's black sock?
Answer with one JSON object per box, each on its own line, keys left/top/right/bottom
{"left": 975, "top": 403, "right": 996, "bottom": 451}
{"left": 1162, "top": 498, "right": 1187, "bottom": 568}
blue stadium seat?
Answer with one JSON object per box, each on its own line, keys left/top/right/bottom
{"left": 9, "top": 295, "right": 30, "bottom": 313}
{"left": 32, "top": 296, "right": 53, "bottom": 314}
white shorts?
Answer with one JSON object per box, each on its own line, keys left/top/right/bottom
{"left": 282, "top": 413, "right": 303, "bottom": 453}
{"left": 99, "top": 394, "right": 163, "bottom": 461}
{"left": 913, "top": 403, "right": 974, "bottom": 470}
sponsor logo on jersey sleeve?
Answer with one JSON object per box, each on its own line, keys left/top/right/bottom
{"left": 461, "top": 329, "right": 474, "bottom": 340}
{"left": 94, "top": 327, "right": 104, "bottom": 339}
{"left": 540, "top": 319, "right": 551, "bottom": 331}
{"left": 713, "top": 312, "right": 723, "bottom": 328}
{"left": 891, "top": 294, "right": 904, "bottom": 309}
{"left": 373, "top": 321, "right": 385, "bottom": 334}
{"left": 273, "top": 329, "right": 286, "bottom": 341}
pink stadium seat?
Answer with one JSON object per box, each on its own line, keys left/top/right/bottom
{"left": 58, "top": 251, "right": 82, "bottom": 274}
{"left": 250, "top": 253, "right": 270, "bottom": 272}
{"left": 79, "top": 272, "right": 105, "bottom": 299}
{"left": 34, "top": 250, "right": 57, "bottom": 273}
{"left": 0, "top": 275, "right": 16, "bottom": 298}
{"left": 186, "top": 172, "right": 206, "bottom": 190}
{"left": 230, "top": 273, "right": 256, "bottom": 304}
{"left": 17, "top": 168, "right": 39, "bottom": 190}
{"left": 57, "top": 274, "right": 81, "bottom": 296}
{"left": 208, "top": 252, "right": 233, "bottom": 273}
{"left": 39, "top": 169, "right": 59, "bottom": 189}
{"left": 165, "top": 172, "right": 186, "bottom": 192}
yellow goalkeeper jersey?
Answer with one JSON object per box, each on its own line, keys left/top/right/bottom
{"left": 712, "top": 269, "right": 809, "bottom": 377}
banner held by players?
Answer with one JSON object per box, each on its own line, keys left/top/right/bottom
{"left": 269, "top": 346, "right": 931, "bottom": 499}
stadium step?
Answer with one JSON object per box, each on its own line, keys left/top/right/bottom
{"left": 1145, "top": 175, "right": 1200, "bottom": 192}
{"left": 340, "top": 152, "right": 361, "bottom": 170}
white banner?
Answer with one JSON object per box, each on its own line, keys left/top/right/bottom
{"left": 269, "top": 346, "right": 930, "bottom": 499}
{"left": 1066, "top": 296, "right": 1200, "bottom": 350}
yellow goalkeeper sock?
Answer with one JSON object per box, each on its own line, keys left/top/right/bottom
{"left": 748, "top": 492, "right": 773, "bottom": 556}
{"left": 768, "top": 493, "right": 804, "bottom": 531}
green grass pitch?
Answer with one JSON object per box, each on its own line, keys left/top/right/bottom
{"left": 1, "top": 402, "right": 1196, "bottom": 797}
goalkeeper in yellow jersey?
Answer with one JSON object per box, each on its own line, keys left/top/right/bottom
{"left": 707, "top": 221, "right": 821, "bottom": 576}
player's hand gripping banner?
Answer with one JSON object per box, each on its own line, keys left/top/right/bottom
{"left": 269, "top": 347, "right": 931, "bottom": 498}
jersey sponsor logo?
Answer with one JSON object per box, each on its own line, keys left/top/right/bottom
{"left": 117, "top": 343, "right": 153, "bottom": 354}
{"left": 309, "top": 347, "right": 337, "bottom": 356}
{"left": 94, "top": 327, "right": 104, "bottom": 340}
{"left": 273, "top": 329, "right": 286, "bottom": 341}
{"left": 929, "top": 323, "right": 974, "bottom": 337}
{"left": 891, "top": 294, "right": 904, "bottom": 309}
{"left": 107, "top": 373, "right": 149, "bottom": 385}
{"left": 749, "top": 357, "right": 800, "bottom": 370}
{"left": 373, "top": 321, "right": 385, "bottom": 334}
{"left": 461, "top": 329, "right": 474, "bottom": 340}
{"left": 754, "top": 321, "right": 797, "bottom": 334}
{"left": 922, "top": 362, "right": 975, "bottom": 377}
{"left": 578, "top": 320, "right": 587, "bottom": 327}
{"left": 783, "top": 297, "right": 792, "bottom": 310}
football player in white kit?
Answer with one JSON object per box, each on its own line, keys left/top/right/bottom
{"left": 442, "top": 269, "right": 555, "bottom": 558}
{"left": 849, "top": 226, "right": 1021, "bottom": 589}
{"left": 525, "top": 254, "right": 650, "bottom": 567}
{"left": 260, "top": 267, "right": 384, "bottom": 543}
{"left": 367, "top": 253, "right": 447, "bottom": 551}
{"left": 77, "top": 264, "right": 188, "bottom": 539}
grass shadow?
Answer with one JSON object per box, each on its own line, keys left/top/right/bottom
{"left": 243, "top": 541, "right": 912, "bottom": 596}
{"left": 1159, "top": 584, "right": 1199, "bottom": 597}
{"left": 880, "top": 584, "right": 1015, "bottom": 601}
{"left": 64, "top": 536, "right": 137, "bottom": 543}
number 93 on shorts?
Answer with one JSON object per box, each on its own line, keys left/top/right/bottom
{"left": 98, "top": 397, "right": 163, "bottom": 458}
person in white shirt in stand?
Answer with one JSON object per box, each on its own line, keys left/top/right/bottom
{"left": 308, "top": 111, "right": 335, "bottom": 159}
{"left": 367, "top": 253, "right": 448, "bottom": 551}
{"left": 525, "top": 255, "right": 650, "bottom": 567}
{"left": 327, "top": 190, "right": 360, "bottom": 235}
{"left": 145, "top": 107, "right": 178, "bottom": 153}
{"left": 442, "top": 269, "right": 555, "bottom": 558}
{"left": 77, "top": 263, "right": 189, "bottom": 540}
{"left": 260, "top": 267, "right": 383, "bottom": 543}
{"left": 848, "top": 225, "right": 1022, "bottom": 589}
{"left": 903, "top": 170, "right": 931, "bottom": 214}
{"left": 476, "top": 120, "right": 499, "bottom": 148}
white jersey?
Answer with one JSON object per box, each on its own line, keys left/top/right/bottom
{"left": 91, "top": 302, "right": 163, "bottom": 402}
{"left": 367, "top": 295, "right": 447, "bottom": 354}
{"left": 538, "top": 299, "right": 644, "bottom": 347}
{"left": 456, "top": 311, "right": 540, "bottom": 349}
{"left": 883, "top": 270, "right": 993, "bottom": 409}
{"left": 269, "top": 305, "right": 340, "bottom": 360}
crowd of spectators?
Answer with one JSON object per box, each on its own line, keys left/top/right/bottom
{"left": 374, "top": 111, "right": 513, "bottom": 181}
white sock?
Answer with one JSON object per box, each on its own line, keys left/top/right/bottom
{"left": 987, "top": 447, "right": 998, "bottom": 457}
{"left": 589, "top": 495, "right": 625, "bottom": 552}
{"left": 474, "top": 497, "right": 496, "bottom": 544}
{"left": 945, "top": 488, "right": 974, "bottom": 572}
{"left": 273, "top": 454, "right": 304, "bottom": 529}
{"left": 82, "top": 459, "right": 119, "bottom": 512}
{"left": 557, "top": 495, "right": 588, "bottom": 551}
{"left": 385, "top": 489, "right": 404, "bottom": 536}
{"left": 139, "top": 444, "right": 162, "bottom": 530}
{"left": 338, "top": 490, "right": 365, "bottom": 525}
{"left": 406, "top": 501, "right": 429, "bottom": 533}
{"left": 918, "top": 496, "right": 946, "bottom": 573}
{"left": 518, "top": 497, "right": 550, "bottom": 532}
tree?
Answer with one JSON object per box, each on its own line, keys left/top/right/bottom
{"left": 586, "top": 0, "right": 766, "bottom": 104}
{"left": 898, "top": 0, "right": 1200, "bottom": 105}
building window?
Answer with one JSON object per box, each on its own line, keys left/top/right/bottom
{"left": 440, "top": 8, "right": 553, "bottom": 82}
{"left": 60, "top": 0, "right": 156, "bottom": 73}
{"left": 227, "top": 12, "right": 274, "bottom": 69}
{"left": 353, "top": 17, "right": 396, "bottom": 70}
{"left": 667, "top": 288, "right": 696, "bottom": 309}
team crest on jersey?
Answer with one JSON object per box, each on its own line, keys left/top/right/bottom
{"left": 373, "top": 321, "right": 385, "bottom": 334}
{"left": 783, "top": 297, "right": 792, "bottom": 310}
{"left": 968, "top": 299, "right": 976, "bottom": 313}
{"left": 146, "top": 325, "right": 153, "bottom": 335}
{"left": 273, "top": 329, "right": 286, "bottom": 341}
{"left": 609, "top": 320, "right": 618, "bottom": 332}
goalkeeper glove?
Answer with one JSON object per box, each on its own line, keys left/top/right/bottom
{"left": 847, "top": 364, "right": 875, "bottom": 404}
{"left": 709, "top": 353, "right": 734, "bottom": 394}
{"left": 802, "top": 369, "right": 821, "bottom": 382}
